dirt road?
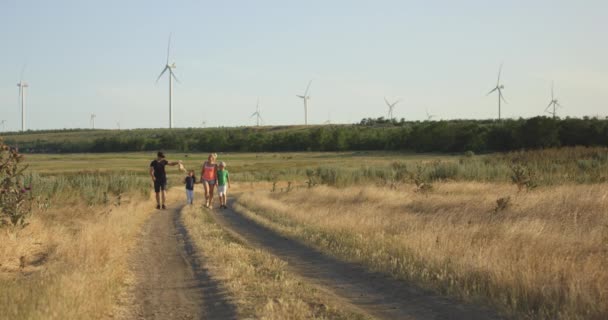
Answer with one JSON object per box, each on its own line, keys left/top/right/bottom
{"left": 127, "top": 204, "right": 237, "bottom": 320}
{"left": 213, "top": 201, "right": 505, "bottom": 320}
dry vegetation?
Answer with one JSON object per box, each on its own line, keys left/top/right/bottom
{"left": 236, "top": 182, "right": 608, "bottom": 319}
{"left": 0, "top": 190, "right": 151, "bottom": 319}
{"left": 181, "top": 203, "right": 369, "bottom": 320}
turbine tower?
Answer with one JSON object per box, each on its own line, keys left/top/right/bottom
{"left": 0, "top": 120, "right": 5, "bottom": 131}
{"left": 16, "top": 66, "right": 29, "bottom": 132}
{"left": 156, "top": 34, "right": 180, "bottom": 129}
{"left": 487, "top": 64, "right": 507, "bottom": 120}
{"left": 384, "top": 97, "right": 400, "bottom": 120}
{"left": 545, "top": 81, "right": 563, "bottom": 119}
{"left": 251, "top": 99, "right": 262, "bottom": 127}
{"left": 296, "top": 80, "right": 312, "bottom": 125}
{"left": 90, "top": 113, "right": 96, "bottom": 129}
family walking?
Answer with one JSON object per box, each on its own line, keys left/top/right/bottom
{"left": 149, "top": 152, "right": 230, "bottom": 210}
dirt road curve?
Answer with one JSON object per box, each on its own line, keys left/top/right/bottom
{"left": 213, "top": 201, "right": 505, "bottom": 320}
{"left": 128, "top": 204, "right": 237, "bottom": 320}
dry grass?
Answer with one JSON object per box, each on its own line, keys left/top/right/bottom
{"left": 0, "top": 194, "right": 152, "bottom": 320}
{"left": 181, "top": 203, "right": 369, "bottom": 320}
{"left": 236, "top": 183, "right": 608, "bottom": 319}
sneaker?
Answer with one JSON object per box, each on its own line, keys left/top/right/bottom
{"left": 156, "top": 204, "right": 161, "bottom": 210}
{"left": 161, "top": 204, "right": 167, "bottom": 210}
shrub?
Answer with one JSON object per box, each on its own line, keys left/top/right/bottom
{"left": 0, "top": 140, "right": 33, "bottom": 227}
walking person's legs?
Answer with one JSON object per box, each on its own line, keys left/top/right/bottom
{"left": 186, "top": 189, "right": 194, "bottom": 204}
{"left": 208, "top": 183, "right": 216, "bottom": 209}
{"left": 202, "top": 181, "right": 210, "bottom": 207}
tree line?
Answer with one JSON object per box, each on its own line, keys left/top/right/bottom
{"left": 5, "top": 117, "right": 608, "bottom": 154}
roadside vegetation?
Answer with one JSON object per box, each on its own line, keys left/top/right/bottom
{"left": 1, "top": 138, "right": 152, "bottom": 319}
{"left": 234, "top": 147, "right": 608, "bottom": 319}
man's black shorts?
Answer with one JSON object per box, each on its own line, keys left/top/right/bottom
{"left": 154, "top": 180, "right": 167, "bottom": 193}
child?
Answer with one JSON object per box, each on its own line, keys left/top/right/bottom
{"left": 184, "top": 170, "right": 196, "bottom": 205}
{"left": 217, "top": 162, "right": 230, "bottom": 209}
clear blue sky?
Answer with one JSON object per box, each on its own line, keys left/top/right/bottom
{"left": 1, "top": 0, "right": 606, "bottom": 130}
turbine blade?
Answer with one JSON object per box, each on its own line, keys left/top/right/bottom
{"left": 497, "top": 63, "right": 503, "bottom": 85}
{"left": 551, "top": 81, "right": 555, "bottom": 100}
{"left": 296, "top": 95, "right": 305, "bottom": 99}
{"left": 167, "top": 33, "right": 172, "bottom": 65}
{"left": 304, "top": 80, "right": 312, "bottom": 96}
{"left": 486, "top": 87, "right": 498, "bottom": 95}
{"left": 156, "top": 67, "right": 168, "bottom": 83}
{"left": 384, "top": 97, "right": 391, "bottom": 107}
{"left": 499, "top": 91, "right": 507, "bottom": 103}
{"left": 171, "top": 70, "right": 181, "bottom": 83}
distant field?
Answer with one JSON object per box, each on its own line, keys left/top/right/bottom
{"left": 24, "top": 151, "right": 450, "bottom": 177}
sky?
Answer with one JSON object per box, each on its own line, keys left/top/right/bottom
{"left": 0, "top": 0, "right": 607, "bottom": 130}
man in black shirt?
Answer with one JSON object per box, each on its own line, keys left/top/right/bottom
{"left": 149, "top": 151, "right": 181, "bottom": 209}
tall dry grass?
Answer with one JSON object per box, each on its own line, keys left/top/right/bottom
{"left": 0, "top": 193, "right": 152, "bottom": 319}
{"left": 236, "top": 183, "right": 608, "bottom": 319}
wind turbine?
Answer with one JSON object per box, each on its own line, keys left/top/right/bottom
{"left": 384, "top": 97, "right": 400, "bottom": 120}
{"left": 250, "top": 99, "right": 263, "bottom": 127}
{"left": 200, "top": 121, "right": 206, "bottom": 128}
{"left": 545, "top": 81, "right": 562, "bottom": 119}
{"left": 425, "top": 108, "right": 436, "bottom": 121}
{"left": 156, "top": 34, "right": 180, "bottom": 129}
{"left": 296, "top": 80, "right": 312, "bottom": 125}
{"left": 117, "top": 121, "right": 121, "bottom": 130}
{"left": 16, "top": 65, "right": 29, "bottom": 132}
{"left": 324, "top": 111, "right": 331, "bottom": 125}
{"left": 487, "top": 63, "right": 507, "bottom": 120}
{"left": 0, "top": 120, "right": 5, "bottom": 131}
{"left": 90, "top": 113, "right": 96, "bottom": 129}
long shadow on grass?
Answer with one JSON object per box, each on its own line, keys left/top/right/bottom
{"left": 214, "top": 199, "right": 507, "bottom": 320}
{"left": 173, "top": 206, "right": 238, "bottom": 320}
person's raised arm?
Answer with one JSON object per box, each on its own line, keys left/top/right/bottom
{"left": 167, "top": 160, "right": 182, "bottom": 166}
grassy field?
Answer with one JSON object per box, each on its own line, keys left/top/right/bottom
{"left": 2, "top": 147, "right": 607, "bottom": 319}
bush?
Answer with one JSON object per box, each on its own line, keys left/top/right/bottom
{"left": 0, "top": 140, "right": 33, "bottom": 227}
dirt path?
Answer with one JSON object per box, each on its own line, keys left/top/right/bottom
{"left": 127, "top": 204, "right": 237, "bottom": 320}
{"left": 212, "top": 200, "right": 506, "bottom": 320}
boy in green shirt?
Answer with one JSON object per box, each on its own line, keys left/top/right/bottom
{"left": 217, "top": 161, "right": 231, "bottom": 209}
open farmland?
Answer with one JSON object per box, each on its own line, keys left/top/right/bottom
{"left": 2, "top": 145, "right": 607, "bottom": 319}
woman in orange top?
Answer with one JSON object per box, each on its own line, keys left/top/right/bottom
{"left": 200, "top": 153, "right": 218, "bottom": 208}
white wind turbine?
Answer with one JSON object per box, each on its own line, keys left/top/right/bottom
{"left": 16, "top": 65, "right": 29, "bottom": 132}
{"left": 0, "top": 120, "right": 5, "bottom": 131}
{"left": 200, "top": 121, "right": 207, "bottom": 128}
{"left": 545, "top": 81, "right": 563, "bottom": 119}
{"left": 487, "top": 63, "right": 507, "bottom": 120}
{"left": 425, "top": 108, "right": 436, "bottom": 121}
{"left": 251, "top": 99, "right": 263, "bottom": 127}
{"left": 156, "top": 34, "right": 180, "bottom": 129}
{"left": 90, "top": 113, "right": 96, "bottom": 129}
{"left": 384, "top": 97, "right": 400, "bottom": 120}
{"left": 296, "top": 80, "right": 312, "bottom": 125}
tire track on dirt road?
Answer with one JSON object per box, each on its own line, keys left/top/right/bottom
{"left": 212, "top": 200, "right": 506, "bottom": 320}
{"left": 128, "top": 204, "right": 237, "bottom": 320}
